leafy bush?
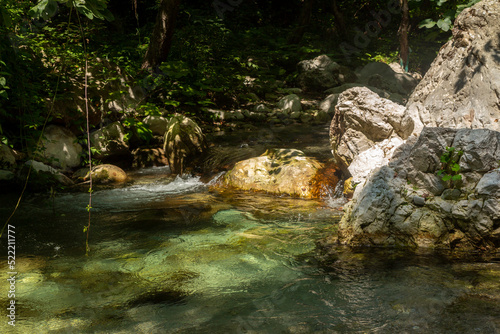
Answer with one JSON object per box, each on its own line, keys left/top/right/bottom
{"left": 437, "top": 146, "right": 463, "bottom": 188}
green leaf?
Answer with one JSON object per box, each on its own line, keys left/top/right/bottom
{"left": 451, "top": 164, "right": 460, "bottom": 172}
{"left": 419, "top": 18, "right": 436, "bottom": 29}
{"left": 437, "top": 18, "right": 452, "bottom": 32}
{"left": 442, "top": 174, "right": 452, "bottom": 182}
{"left": 451, "top": 174, "right": 462, "bottom": 181}
{"left": 29, "top": 0, "right": 59, "bottom": 20}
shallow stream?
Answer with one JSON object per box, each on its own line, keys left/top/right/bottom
{"left": 1, "top": 125, "right": 499, "bottom": 333}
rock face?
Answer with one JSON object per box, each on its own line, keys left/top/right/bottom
{"left": 90, "top": 122, "right": 129, "bottom": 161}
{"left": 338, "top": 127, "right": 500, "bottom": 251}
{"left": 323, "top": 83, "right": 406, "bottom": 110}
{"left": 406, "top": 0, "right": 500, "bottom": 134}
{"left": 277, "top": 94, "right": 302, "bottom": 113}
{"left": 24, "top": 160, "right": 74, "bottom": 186}
{"left": 329, "top": 87, "right": 414, "bottom": 179}
{"left": 38, "top": 125, "right": 82, "bottom": 170}
{"left": 142, "top": 116, "right": 169, "bottom": 136}
{"left": 223, "top": 148, "right": 325, "bottom": 198}
{"left": 297, "top": 55, "right": 356, "bottom": 92}
{"left": 355, "top": 62, "right": 419, "bottom": 97}
{"left": 163, "top": 114, "right": 208, "bottom": 175}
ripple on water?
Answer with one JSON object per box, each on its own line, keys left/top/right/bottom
{"left": 1, "top": 173, "right": 500, "bottom": 333}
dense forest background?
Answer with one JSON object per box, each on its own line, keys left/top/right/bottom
{"left": 0, "top": 0, "right": 479, "bottom": 163}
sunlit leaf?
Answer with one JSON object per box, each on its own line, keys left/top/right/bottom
{"left": 437, "top": 18, "right": 452, "bottom": 32}
{"left": 418, "top": 18, "right": 436, "bottom": 29}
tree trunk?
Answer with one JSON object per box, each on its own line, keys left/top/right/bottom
{"left": 398, "top": 0, "right": 410, "bottom": 72}
{"left": 331, "top": 0, "right": 347, "bottom": 39}
{"left": 141, "top": 0, "right": 181, "bottom": 70}
{"left": 288, "top": 0, "right": 314, "bottom": 44}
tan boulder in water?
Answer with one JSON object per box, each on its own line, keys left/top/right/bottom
{"left": 223, "top": 148, "right": 335, "bottom": 198}
{"left": 84, "top": 164, "right": 127, "bottom": 184}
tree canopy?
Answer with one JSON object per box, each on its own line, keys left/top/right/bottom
{"left": 0, "top": 0, "right": 478, "bottom": 157}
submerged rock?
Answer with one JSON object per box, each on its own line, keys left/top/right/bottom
{"left": 336, "top": 127, "right": 500, "bottom": 252}
{"left": 406, "top": 0, "right": 500, "bottom": 134}
{"left": 223, "top": 148, "right": 331, "bottom": 198}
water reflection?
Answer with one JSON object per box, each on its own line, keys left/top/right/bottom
{"left": 0, "top": 174, "right": 499, "bottom": 333}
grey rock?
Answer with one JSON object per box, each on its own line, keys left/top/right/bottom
{"left": 297, "top": 55, "right": 356, "bottom": 92}
{"left": 330, "top": 87, "right": 414, "bottom": 175}
{"left": 355, "top": 62, "right": 419, "bottom": 97}
{"left": 38, "top": 125, "right": 82, "bottom": 169}
{"left": 441, "top": 188, "right": 462, "bottom": 200}
{"left": 143, "top": 115, "right": 169, "bottom": 136}
{"left": 25, "top": 160, "right": 74, "bottom": 186}
{"left": 475, "top": 169, "right": 500, "bottom": 197}
{"left": 336, "top": 127, "right": 500, "bottom": 251}
{"left": 253, "top": 104, "right": 270, "bottom": 112}
{"left": 90, "top": 122, "right": 129, "bottom": 160}
{"left": 413, "top": 196, "right": 426, "bottom": 206}
{"left": 277, "top": 94, "right": 302, "bottom": 113}
{"left": 406, "top": 0, "right": 500, "bottom": 134}
{"left": 324, "top": 83, "right": 406, "bottom": 105}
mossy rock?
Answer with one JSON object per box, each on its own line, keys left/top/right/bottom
{"left": 163, "top": 114, "right": 208, "bottom": 175}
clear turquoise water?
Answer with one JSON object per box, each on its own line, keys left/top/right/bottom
{"left": 1, "top": 169, "right": 499, "bottom": 333}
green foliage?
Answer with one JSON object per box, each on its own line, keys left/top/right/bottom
{"left": 123, "top": 117, "right": 153, "bottom": 144}
{"left": 29, "top": 0, "right": 114, "bottom": 22}
{"left": 415, "top": 0, "right": 480, "bottom": 33}
{"left": 437, "top": 146, "right": 464, "bottom": 188}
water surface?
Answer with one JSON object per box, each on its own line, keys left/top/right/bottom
{"left": 1, "top": 155, "right": 499, "bottom": 334}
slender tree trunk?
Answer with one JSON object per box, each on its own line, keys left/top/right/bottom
{"left": 332, "top": 0, "right": 347, "bottom": 39}
{"left": 288, "top": 0, "right": 314, "bottom": 44}
{"left": 141, "top": 0, "right": 181, "bottom": 70}
{"left": 398, "top": 0, "right": 410, "bottom": 72}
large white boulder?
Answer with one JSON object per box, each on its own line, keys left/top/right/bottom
{"left": 39, "top": 125, "right": 82, "bottom": 169}
{"left": 329, "top": 87, "right": 414, "bottom": 180}
{"left": 337, "top": 127, "right": 500, "bottom": 251}
{"left": 406, "top": 0, "right": 500, "bottom": 134}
